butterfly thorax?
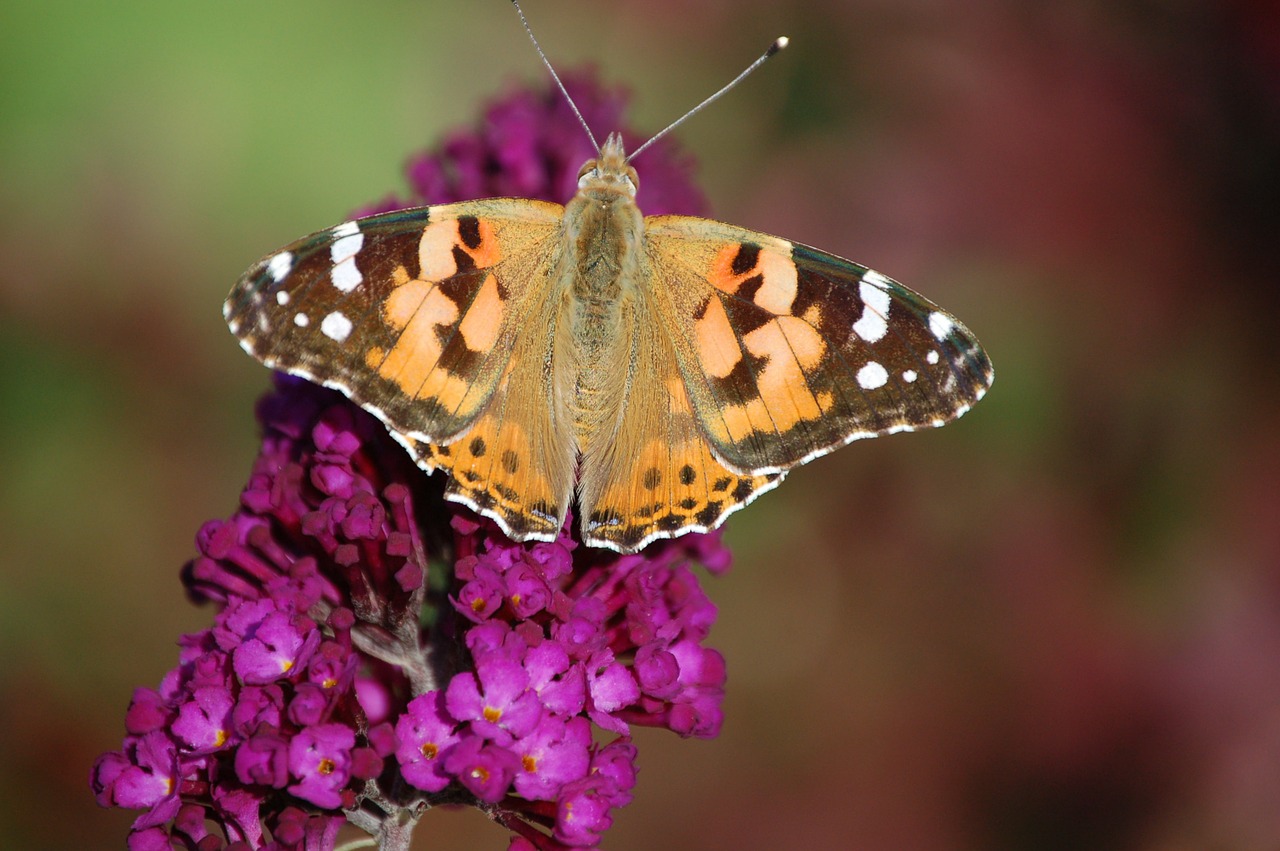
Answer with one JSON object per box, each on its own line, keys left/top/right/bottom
{"left": 557, "top": 134, "right": 646, "bottom": 445}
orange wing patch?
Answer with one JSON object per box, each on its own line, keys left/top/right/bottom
{"left": 418, "top": 215, "right": 503, "bottom": 280}
{"left": 708, "top": 242, "right": 798, "bottom": 314}
{"left": 715, "top": 314, "right": 835, "bottom": 444}
{"left": 363, "top": 268, "right": 484, "bottom": 413}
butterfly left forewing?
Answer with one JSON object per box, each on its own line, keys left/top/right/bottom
{"left": 644, "top": 215, "right": 993, "bottom": 475}
{"left": 227, "top": 199, "right": 579, "bottom": 538}
{"left": 226, "top": 200, "right": 563, "bottom": 445}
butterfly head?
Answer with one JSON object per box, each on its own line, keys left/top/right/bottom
{"left": 576, "top": 132, "right": 638, "bottom": 200}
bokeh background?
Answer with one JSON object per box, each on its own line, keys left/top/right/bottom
{"left": 4, "top": 1, "right": 1279, "bottom": 848}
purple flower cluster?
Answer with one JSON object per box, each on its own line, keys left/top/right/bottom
{"left": 94, "top": 73, "right": 731, "bottom": 850}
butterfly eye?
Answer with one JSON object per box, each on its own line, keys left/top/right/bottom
{"left": 576, "top": 160, "right": 600, "bottom": 188}
{"left": 624, "top": 165, "right": 639, "bottom": 194}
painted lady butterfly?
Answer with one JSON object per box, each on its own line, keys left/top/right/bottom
{"left": 225, "top": 14, "right": 992, "bottom": 553}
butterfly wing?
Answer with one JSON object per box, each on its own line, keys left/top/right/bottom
{"left": 643, "top": 215, "right": 993, "bottom": 475}
{"left": 574, "top": 291, "right": 783, "bottom": 552}
{"left": 225, "top": 200, "right": 578, "bottom": 539}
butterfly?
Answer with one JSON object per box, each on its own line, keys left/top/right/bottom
{"left": 224, "top": 30, "right": 992, "bottom": 554}
{"left": 225, "top": 135, "right": 992, "bottom": 552}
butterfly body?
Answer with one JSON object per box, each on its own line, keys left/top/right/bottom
{"left": 559, "top": 136, "right": 644, "bottom": 446}
{"left": 226, "top": 135, "right": 992, "bottom": 553}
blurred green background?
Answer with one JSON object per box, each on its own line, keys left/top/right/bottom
{"left": 4, "top": 1, "right": 1279, "bottom": 848}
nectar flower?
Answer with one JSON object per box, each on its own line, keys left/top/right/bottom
{"left": 95, "top": 71, "right": 730, "bottom": 850}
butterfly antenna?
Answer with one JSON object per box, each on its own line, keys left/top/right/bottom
{"left": 510, "top": 0, "right": 601, "bottom": 153}
{"left": 627, "top": 36, "right": 788, "bottom": 163}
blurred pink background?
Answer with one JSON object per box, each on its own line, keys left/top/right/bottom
{"left": 3, "top": 1, "right": 1278, "bottom": 848}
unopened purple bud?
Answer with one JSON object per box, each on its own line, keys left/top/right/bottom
{"left": 287, "top": 683, "right": 332, "bottom": 727}
{"left": 125, "top": 688, "right": 172, "bottom": 735}
{"left": 554, "top": 776, "right": 614, "bottom": 847}
{"left": 670, "top": 640, "right": 726, "bottom": 689}
{"left": 340, "top": 492, "right": 385, "bottom": 540}
{"left": 351, "top": 747, "right": 384, "bottom": 781}
{"left": 585, "top": 651, "right": 640, "bottom": 734}
{"left": 633, "top": 644, "right": 681, "bottom": 700}
{"left": 526, "top": 541, "right": 573, "bottom": 582}
{"left": 231, "top": 684, "right": 284, "bottom": 737}
{"left": 668, "top": 693, "right": 724, "bottom": 740}
{"left": 589, "top": 739, "right": 638, "bottom": 807}
{"left": 234, "top": 730, "right": 289, "bottom": 788}
{"left": 128, "top": 827, "right": 170, "bottom": 851}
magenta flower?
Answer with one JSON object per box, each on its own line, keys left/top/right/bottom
{"left": 443, "top": 735, "right": 523, "bottom": 803}
{"left": 510, "top": 716, "right": 592, "bottom": 801}
{"left": 93, "top": 71, "right": 731, "bottom": 850}
{"left": 170, "top": 686, "right": 233, "bottom": 753}
{"left": 395, "top": 692, "right": 462, "bottom": 793}
{"left": 287, "top": 724, "right": 356, "bottom": 808}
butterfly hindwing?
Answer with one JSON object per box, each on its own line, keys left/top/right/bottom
{"left": 644, "top": 215, "right": 993, "bottom": 475}
{"left": 226, "top": 199, "right": 564, "bottom": 449}
{"left": 407, "top": 290, "right": 577, "bottom": 543}
{"left": 574, "top": 292, "right": 782, "bottom": 551}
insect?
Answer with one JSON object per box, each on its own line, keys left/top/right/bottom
{"left": 224, "top": 3, "right": 993, "bottom": 553}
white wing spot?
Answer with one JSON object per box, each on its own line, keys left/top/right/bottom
{"left": 857, "top": 361, "right": 888, "bottom": 390}
{"left": 275, "top": 291, "right": 290, "bottom": 306}
{"left": 929, "top": 311, "right": 955, "bottom": 340}
{"left": 862, "top": 269, "right": 890, "bottom": 288}
{"left": 903, "top": 369, "right": 918, "bottom": 383}
{"left": 294, "top": 313, "right": 309, "bottom": 327}
{"left": 332, "top": 258, "right": 362, "bottom": 292}
{"left": 927, "top": 350, "right": 940, "bottom": 364}
{"left": 330, "top": 228, "right": 365, "bottom": 293}
{"left": 267, "top": 251, "right": 294, "bottom": 283}
{"left": 852, "top": 281, "right": 892, "bottom": 343}
{"left": 321, "top": 311, "right": 353, "bottom": 343}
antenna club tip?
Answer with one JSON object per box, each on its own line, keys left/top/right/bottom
{"left": 769, "top": 36, "right": 790, "bottom": 55}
